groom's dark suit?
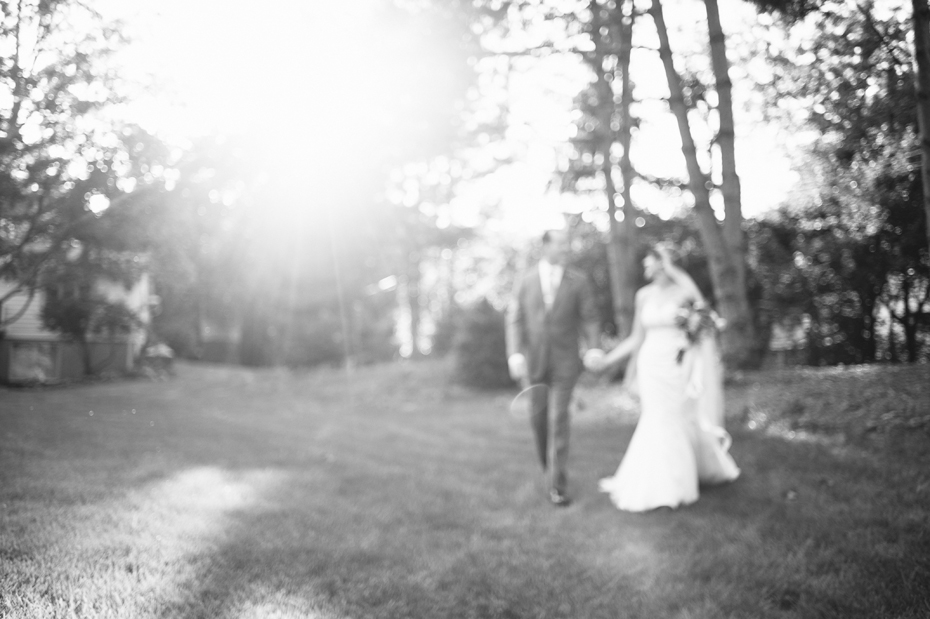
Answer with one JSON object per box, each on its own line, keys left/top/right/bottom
{"left": 506, "top": 262, "right": 601, "bottom": 501}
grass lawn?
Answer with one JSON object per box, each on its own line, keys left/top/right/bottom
{"left": 1, "top": 359, "right": 928, "bottom": 618}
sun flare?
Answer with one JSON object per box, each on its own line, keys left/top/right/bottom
{"left": 113, "top": 0, "right": 426, "bottom": 173}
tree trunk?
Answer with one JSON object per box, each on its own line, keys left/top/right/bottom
{"left": 592, "top": 46, "right": 627, "bottom": 334}
{"left": 603, "top": 163, "right": 636, "bottom": 336}
{"left": 614, "top": 0, "right": 639, "bottom": 339}
{"left": 590, "top": 0, "right": 638, "bottom": 338}
{"left": 79, "top": 338, "right": 94, "bottom": 377}
{"left": 703, "top": 0, "right": 751, "bottom": 319}
{"left": 650, "top": 0, "right": 756, "bottom": 368}
{"left": 703, "top": 0, "right": 742, "bottom": 255}
{"left": 864, "top": 300, "right": 877, "bottom": 362}
{"left": 901, "top": 278, "right": 919, "bottom": 361}
{"left": 405, "top": 250, "right": 423, "bottom": 358}
{"left": 913, "top": 0, "right": 930, "bottom": 254}
{"left": 888, "top": 311, "right": 899, "bottom": 362}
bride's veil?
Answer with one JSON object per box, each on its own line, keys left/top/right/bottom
{"left": 687, "top": 335, "right": 737, "bottom": 466}
{"left": 693, "top": 336, "right": 725, "bottom": 430}
{"left": 617, "top": 331, "right": 738, "bottom": 485}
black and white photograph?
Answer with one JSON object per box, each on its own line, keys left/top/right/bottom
{"left": 1, "top": 0, "right": 928, "bottom": 617}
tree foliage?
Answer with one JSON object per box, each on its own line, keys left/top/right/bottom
{"left": 131, "top": 1, "right": 485, "bottom": 368}
{"left": 752, "top": 141, "right": 929, "bottom": 364}
{"left": 453, "top": 298, "right": 513, "bottom": 389}
{"left": 466, "top": 0, "right": 762, "bottom": 367}
{"left": 40, "top": 240, "right": 144, "bottom": 375}
{"left": 0, "top": 1, "right": 144, "bottom": 311}
{"left": 753, "top": 3, "right": 930, "bottom": 364}
{"left": 0, "top": 0, "right": 173, "bottom": 381}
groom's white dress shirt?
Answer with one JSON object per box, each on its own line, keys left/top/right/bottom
{"left": 538, "top": 259, "right": 563, "bottom": 310}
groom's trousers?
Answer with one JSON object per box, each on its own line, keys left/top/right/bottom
{"left": 529, "top": 372, "right": 576, "bottom": 496}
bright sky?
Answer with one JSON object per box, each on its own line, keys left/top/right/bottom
{"left": 106, "top": 1, "right": 387, "bottom": 171}
{"left": 477, "top": 0, "right": 801, "bottom": 239}
{"left": 102, "top": 0, "right": 799, "bottom": 241}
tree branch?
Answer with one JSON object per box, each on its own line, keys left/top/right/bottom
{"left": 0, "top": 284, "right": 35, "bottom": 326}
{"left": 855, "top": 3, "right": 911, "bottom": 66}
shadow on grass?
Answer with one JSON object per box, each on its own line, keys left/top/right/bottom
{"left": 3, "top": 361, "right": 928, "bottom": 619}
{"left": 152, "top": 464, "right": 651, "bottom": 619}
{"left": 153, "top": 415, "right": 930, "bottom": 619}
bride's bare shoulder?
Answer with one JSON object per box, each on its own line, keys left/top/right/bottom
{"left": 635, "top": 284, "right": 659, "bottom": 302}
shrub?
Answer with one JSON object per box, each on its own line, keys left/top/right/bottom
{"left": 154, "top": 318, "right": 201, "bottom": 359}
{"left": 453, "top": 298, "right": 513, "bottom": 389}
{"left": 431, "top": 303, "right": 462, "bottom": 358}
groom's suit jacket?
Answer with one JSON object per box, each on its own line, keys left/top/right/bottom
{"left": 506, "top": 264, "right": 601, "bottom": 384}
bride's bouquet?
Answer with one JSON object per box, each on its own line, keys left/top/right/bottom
{"left": 675, "top": 300, "right": 726, "bottom": 364}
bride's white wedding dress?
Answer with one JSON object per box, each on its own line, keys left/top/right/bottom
{"left": 599, "top": 289, "right": 740, "bottom": 512}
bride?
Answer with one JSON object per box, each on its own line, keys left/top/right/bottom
{"left": 588, "top": 243, "right": 739, "bottom": 512}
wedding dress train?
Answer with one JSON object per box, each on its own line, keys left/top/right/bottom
{"left": 599, "top": 293, "right": 739, "bottom": 512}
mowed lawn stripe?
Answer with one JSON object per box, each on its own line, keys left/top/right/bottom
{"left": 1, "top": 360, "right": 928, "bottom": 618}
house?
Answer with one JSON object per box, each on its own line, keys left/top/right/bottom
{"left": 766, "top": 316, "right": 810, "bottom": 368}
{"left": 0, "top": 274, "right": 155, "bottom": 384}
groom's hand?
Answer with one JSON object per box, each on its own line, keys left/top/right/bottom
{"left": 508, "top": 353, "right": 528, "bottom": 382}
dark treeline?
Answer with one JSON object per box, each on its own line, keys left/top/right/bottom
{"left": 1, "top": 0, "right": 927, "bottom": 376}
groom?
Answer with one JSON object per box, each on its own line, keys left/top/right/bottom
{"left": 506, "top": 229, "right": 603, "bottom": 507}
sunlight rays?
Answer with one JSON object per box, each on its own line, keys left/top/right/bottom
{"left": 114, "top": 0, "right": 450, "bottom": 179}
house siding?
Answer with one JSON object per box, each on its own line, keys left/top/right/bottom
{"left": 0, "top": 286, "right": 57, "bottom": 340}
{"left": 0, "top": 274, "right": 153, "bottom": 383}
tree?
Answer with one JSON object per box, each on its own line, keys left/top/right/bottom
{"left": 703, "top": 0, "right": 749, "bottom": 323}
{"left": 453, "top": 298, "right": 512, "bottom": 388}
{"left": 912, "top": 0, "right": 930, "bottom": 254}
{"left": 0, "top": 0, "right": 143, "bottom": 322}
{"left": 751, "top": 140, "right": 929, "bottom": 365}
{"left": 750, "top": 0, "right": 929, "bottom": 280}
{"left": 384, "top": 157, "right": 474, "bottom": 358}
{"left": 40, "top": 238, "right": 144, "bottom": 375}
{"left": 571, "top": 209, "right": 724, "bottom": 372}
{"left": 491, "top": 0, "right": 642, "bottom": 339}
{"left": 137, "top": 134, "right": 252, "bottom": 360}
{"left": 745, "top": 1, "right": 929, "bottom": 364}
{"left": 469, "top": 0, "right": 761, "bottom": 365}
{"left": 649, "top": 0, "right": 758, "bottom": 368}
{"left": 579, "top": 0, "right": 640, "bottom": 339}
{"left": 129, "top": 1, "right": 485, "bottom": 368}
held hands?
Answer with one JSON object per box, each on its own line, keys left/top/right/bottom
{"left": 583, "top": 348, "right": 606, "bottom": 372}
{"left": 513, "top": 349, "right": 609, "bottom": 377}
{"left": 508, "top": 353, "right": 528, "bottom": 382}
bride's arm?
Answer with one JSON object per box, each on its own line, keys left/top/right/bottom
{"left": 601, "top": 288, "right": 647, "bottom": 367}
{"left": 656, "top": 244, "right": 704, "bottom": 303}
